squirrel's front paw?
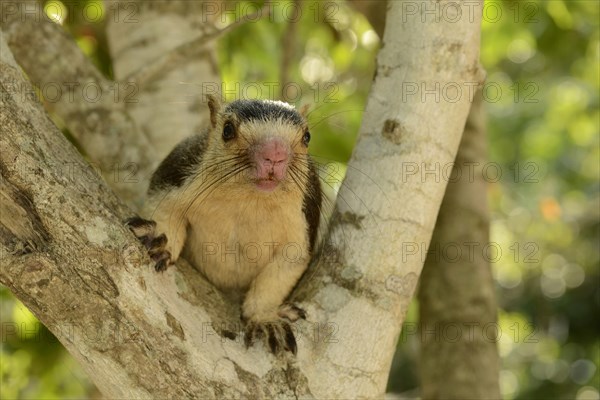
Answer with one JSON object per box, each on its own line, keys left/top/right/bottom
{"left": 125, "top": 216, "right": 172, "bottom": 272}
{"left": 244, "top": 319, "right": 298, "bottom": 355}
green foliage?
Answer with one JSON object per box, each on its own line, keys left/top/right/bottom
{"left": 486, "top": 2, "right": 599, "bottom": 398}
{"left": 218, "top": 0, "right": 375, "bottom": 164}
{"left": 0, "top": 299, "right": 91, "bottom": 398}
{"left": 1, "top": 0, "right": 597, "bottom": 399}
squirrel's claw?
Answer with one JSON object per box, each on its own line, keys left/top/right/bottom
{"left": 125, "top": 217, "right": 172, "bottom": 272}
{"left": 244, "top": 320, "right": 298, "bottom": 355}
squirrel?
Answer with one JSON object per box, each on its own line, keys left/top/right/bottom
{"left": 126, "top": 95, "right": 322, "bottom": 355}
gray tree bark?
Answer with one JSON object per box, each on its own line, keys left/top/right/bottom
{"left": 1, "top": 1, "right": 484, "bottom": 397}
{"left": 1, "top": 0, "right": 221, "bottom": 207}
{"left": 105, "top": 0, "right": 221, "bottom": 163}
{"left": 418, "top": 91, "right": 502, "bottom": 399}
{"left": 348, "top": 2, "right": 501, "bottom": 397}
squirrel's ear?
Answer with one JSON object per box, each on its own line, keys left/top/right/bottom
{"left": 207, "top": 94, "right": 222, "bottom": 128}
{"left": 299, "top": 103, "right": 310, "bottom": 118}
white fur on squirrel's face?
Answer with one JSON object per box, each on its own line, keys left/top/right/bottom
{"left": 202, "top": 115, "right": 311, "bottom": 194}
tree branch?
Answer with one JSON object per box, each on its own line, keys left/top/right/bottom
{"left": 0, "top": 33, "right": 298, "bottom": 398}
{"left": 289, "top": 1, "right": 486, "bottom": 397}
{"left": 351, "top": 1, "right": 500, "bottom": 397}
{"left": 418, "top": 90, "right": 501, "bottom": 398}
{"left": 127, "top": 0, "right": 274, "bottom": 88}
{"left": 1, "top": 1, "right": 158, "bottom": 204}
{"left": 106, "top": 0, "right": 221, "bottom": 166}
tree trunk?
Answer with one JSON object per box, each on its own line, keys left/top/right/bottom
{"left": 105, "top": 0, "right": 221, "bottom": 164}
{"left": 348, "top": 3, "right": 500, "bottom": 396}
{"left": 418, "top": 91, "right": 502, "bottom": 399}
{"left": 0, "top": 1, "right": 484, "bottom": 397}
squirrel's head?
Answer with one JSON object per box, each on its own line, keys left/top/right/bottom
{"left": 204, "top": 95, "right": 312, "bottom": 194}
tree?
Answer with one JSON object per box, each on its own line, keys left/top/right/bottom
{"left": 1, "top": 1, "right": 484, "bottom": 397}
{"left": 418, "top": 91, "right": 501, "bottom": 399}
{"left": 346, "top": 2, "right": 501, "bottom": 397}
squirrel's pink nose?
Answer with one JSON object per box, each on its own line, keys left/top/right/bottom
{"left": 258, "top": 139, "right": 288, "bottom": 165}
{"left": 254, "top": 138, "right": 289, "bottom": 185}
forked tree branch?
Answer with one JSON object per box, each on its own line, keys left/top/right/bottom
{"left": 0, "top": 1, "right": 484, "bottom": 397}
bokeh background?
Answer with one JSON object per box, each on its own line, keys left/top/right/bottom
{"left": 0, "top": 0, "right": 598, "bottom": 399}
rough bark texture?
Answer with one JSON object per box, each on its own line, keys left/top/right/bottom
{"left": 418, "top": 91, "right": 502, "bottom": 399}
{"left": 352, "top": 3, "right": 501, "bottom": 397}
{"left": 1, "top": 1, "right": 155, "bottom": 204}
{"left": 290, "top": 1, "right": 485, "bottom": 397}
{"left": 1, "top": 33, "right": 237, "bottom": 398}
{"left": 106, "top": 0, "right": 220, "bottom": 163}
{"left": 351, "top": 0, "right": 500, "bottom": 399}
{"left": 1, "top": 0, "right": 221, "bottom": 207}
{"left": 1, "top": 1, "right": 484, "bottom": 398}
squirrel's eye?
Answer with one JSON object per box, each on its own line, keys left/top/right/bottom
{"left": 222, "top": 122, "right": 236, "bottom": 141}
{"left": 302, "top": 131, "right": 311, "bottom": 146}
